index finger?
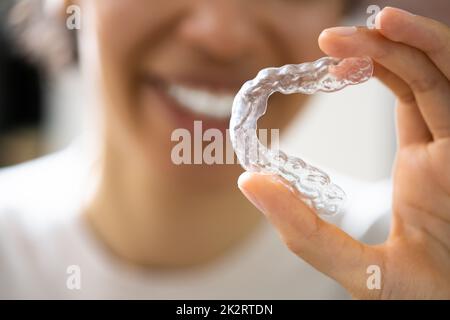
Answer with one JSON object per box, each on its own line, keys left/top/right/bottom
{"left": 375, "top": 6, "right": 450, "bottom": 80}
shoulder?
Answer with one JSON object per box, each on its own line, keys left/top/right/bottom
{"left": 0, "top": 145, "right": 93, "bottom": 267}
{"left": 0, "top": 144, "right": 90, "bottom": 222}
{"left": 0, "top": 147, "right": 91, "bottom": 297}
{"left": 0, "top": 148, "right": 79, "bottom": 250}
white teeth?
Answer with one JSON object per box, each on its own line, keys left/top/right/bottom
{"left": 167, "top": 84, "right": 235, "bottom": 119}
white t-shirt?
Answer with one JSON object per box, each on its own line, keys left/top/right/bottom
{"left": 0, "top": 144, "right": 392, "bottom": 299}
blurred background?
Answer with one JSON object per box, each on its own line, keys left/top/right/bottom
{"left": 0, "top": 0, "right": 449, "bottom": 182}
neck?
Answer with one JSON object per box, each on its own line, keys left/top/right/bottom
{"left": 85, "top": 146, "right": 262, "bottom": 269}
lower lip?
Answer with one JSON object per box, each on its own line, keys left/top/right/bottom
{"left": 148, "top": 83, "right": 232, "bottom": 133}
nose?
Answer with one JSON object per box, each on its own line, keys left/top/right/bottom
{"left": 177, "top": 0, "right": 255, "bottom": 63}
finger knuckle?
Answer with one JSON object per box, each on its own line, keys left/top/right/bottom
{"left": 409, "top": 76, "right": 439, "bottom": 94}
{"left": 373, "top": 46, "right": 390, "bottom": 60}
{"left": 302, "top": 217, "right": 324, "bottom": 242}
{"left": 397, "top": 91, "right": 416, "bottom": 104}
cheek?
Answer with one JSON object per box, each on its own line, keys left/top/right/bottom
{"left": 77, "top": 1, "right": 152, "bottom": 159}
{"left": 267, "top": 3, "right": 344, "bottom": 62}
{"left": 92, "top": 0, "right": 188, "bottom": 65}
{"left": 84, "top": 1, "right": 176, "bottom": 136}
{"left": 93, "top": 2, "right": 148, "bottom": 68}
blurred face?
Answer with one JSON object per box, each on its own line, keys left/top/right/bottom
{"left": 77, "top": 0, "right": 345, "bottom": 190}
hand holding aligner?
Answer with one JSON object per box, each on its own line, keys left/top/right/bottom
{"left": 230, "top": 57, "right": 373, "bottom": 216}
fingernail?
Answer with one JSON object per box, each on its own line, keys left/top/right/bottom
{"left": 375, "top": 10, "right": 383, "bottom": 30}
{"left": 323, "top": 26, "right": 357, "bottom": 36}
{"left": 238, "top": 172, "right": 267, "bottom": 214}
{"left": 385, "top": 6, "right": 415, "bottom": 16}
{"left": 377, "top": 7, "right": 415, "bottom": 30}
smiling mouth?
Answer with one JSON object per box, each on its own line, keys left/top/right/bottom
{"left": 142, "top": 73, "right": 239, "bottom": 121}
{"left": 167, "top": 84, "right": 235, "bottom": 119}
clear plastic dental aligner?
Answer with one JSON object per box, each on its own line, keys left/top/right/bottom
{"left": 230, "top": 56, "right": 373, "bottom": 216}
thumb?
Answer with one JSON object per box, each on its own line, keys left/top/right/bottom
{"left": 238, "top": 171, "right": 384, "bottom": 298}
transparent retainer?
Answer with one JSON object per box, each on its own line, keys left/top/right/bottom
{"left": 230, "top": 57, "right": 373, "bottom": 216}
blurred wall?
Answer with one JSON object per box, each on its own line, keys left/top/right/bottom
{"left": 0, "top": 0, "right": 44, "bottom": 167}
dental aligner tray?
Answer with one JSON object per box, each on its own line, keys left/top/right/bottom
{"left": 230, "top": 57, "right": 373, "bottom": 216}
